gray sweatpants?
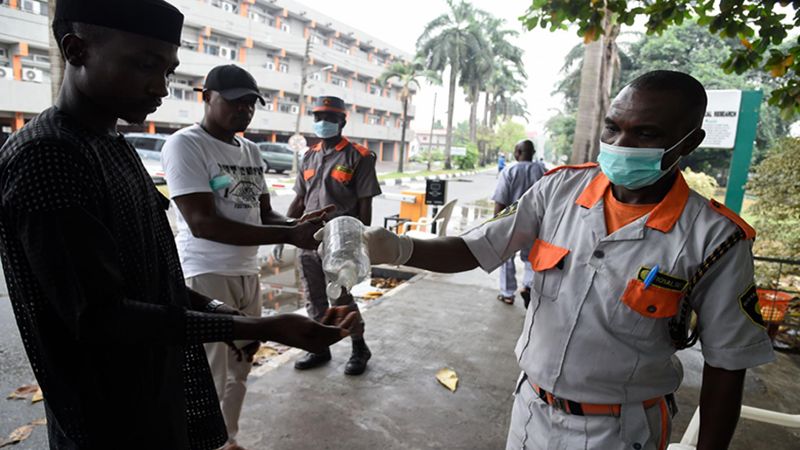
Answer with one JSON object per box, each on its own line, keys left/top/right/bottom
{"left": 186, "top": 273, "right": 261, "bottom": 446}
{"left": 298, "top": 248, "right": 363, "bottom": 338}
{"left": 500, "top": 251, "right": 534, "bottom": 298}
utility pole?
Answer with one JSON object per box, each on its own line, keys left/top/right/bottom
{"left": 291, "top": 37, "right": 312, "bottom": 175}
{"left": 426, "top": 92, "right": 437, "bottom": 171}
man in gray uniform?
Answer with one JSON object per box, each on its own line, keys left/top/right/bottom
{"left": 493, "top": 140, "right": 546, "bottom": 307}
{"left": 289, "top": 96, "right": 382, "bottom": 375}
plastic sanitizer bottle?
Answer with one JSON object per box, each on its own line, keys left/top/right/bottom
{"left": 322, "top": 216, "right": 371, "bottom": 299}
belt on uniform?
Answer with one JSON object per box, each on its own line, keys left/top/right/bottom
{"left": 529, "top": 381, "right": 667, "bottom": 417}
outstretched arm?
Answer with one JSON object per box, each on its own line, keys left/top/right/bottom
{"left": 406, "top": 237, "right": 479, "bottom": 273}
{"left": 363, "top": 227, "right": 478, "bottom": 273}
{"left": 696, "top": 363, "right": 746, "bottom": 450}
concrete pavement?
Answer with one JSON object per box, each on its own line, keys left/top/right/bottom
{"left": 237, "top": 267, "right": 524, "bottom": 450}
{"left": 236, "top": 260, "right": 800, "bottom": 450}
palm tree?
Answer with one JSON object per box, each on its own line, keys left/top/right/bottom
{"left": 379, "top": 58, "right": 440, "bottom": 173}
{"left": 417, "top": 0, "right": 486, "bottom": 169}
{"left": 570, "top": 14, "right": 620, "bottom": 163}
{"left": 485, "top": 64, "right": 526, "bottom": 127}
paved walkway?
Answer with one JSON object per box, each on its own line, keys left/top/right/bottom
{"left": 236, "top": 263, "right": 800, "bottom": 450}
{"left": 238, "top": 268, "right": 524, "bottom": 450}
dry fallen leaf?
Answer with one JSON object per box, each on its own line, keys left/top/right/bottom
{"left": 436, "top": 367, "right": 459, "bottom": 392}
{"left": 0, "top": 424, "right": 34, "bottom": 448}
{"left": 7, "top": 385, "right": 38, "bottom": 401}
{"left": 30, "top": 419, "right": 46, "bottom": 426}
{"left": 252, "top": 344, "right": 280, "bottom": 366}
{"left": 31, "top": 388, "right": 43, "bottom": 404}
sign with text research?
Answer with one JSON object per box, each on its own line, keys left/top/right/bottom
{"left": 701, "top": 90, "right": 742, "bottom": 149}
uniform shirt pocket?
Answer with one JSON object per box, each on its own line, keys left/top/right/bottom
{"left": 529, "top": 239, "right": 570, "bottom": 300}
{"left": 331, "top": 165, "right": 354, "bottom": 184}
{"left": 621, "top": 279, "right": 683, "bottom": 319}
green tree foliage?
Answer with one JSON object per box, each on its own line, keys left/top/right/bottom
{"left": 682, "top": 167, "right": 720, "bottom": 199}
{"left": 544, "top": 112, "right": 576, "bottom": 163}
{"left": 489, "top": 121, "right": 528, "bottom": 155}
{"left": 454, "top": 143, "right": 480, "bottom": 169}
{"left": 521, "top": 0, "right": 800, "bottom": 118}
{"left": 417, "top": 0, "right": 488, "bottom": 169}
{"left": 747, "top": 137, "right": 800, "bottom": 259}
{"left": 544, "top": 21, "right": 792, "bottom": 182}
{"left": 379, "top": 58, "right": 440, "bottom": 173}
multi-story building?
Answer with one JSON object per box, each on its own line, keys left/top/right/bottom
{"left": 415, "top": 128, "right": 448, "bottom": 152}
{"left": 0, "top": 0, "right": 416, "bottom": 162}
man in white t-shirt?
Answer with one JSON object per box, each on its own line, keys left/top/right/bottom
{"left": 161, "top": 65, "right": 328, "bottom": 450}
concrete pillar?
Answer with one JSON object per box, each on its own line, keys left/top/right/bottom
{"left": 12, "top": 112, "right": 24, "bottom": 131}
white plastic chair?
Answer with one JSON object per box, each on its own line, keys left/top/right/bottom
{"left": 668, "top": 405, "right": 800, "bottom": 449}
{"left": 403, "top": 199, "right": 457, "bottom": 240}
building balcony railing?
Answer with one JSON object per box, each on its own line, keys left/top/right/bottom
{"left": 0, "top": 78, "right": 49, "bottom": 114}
{"left": 0, "top": 4, "right": 48, "bottom": 48}
{"left": 146, "top": 98, "right": 408, "bottom": 142}
{"left": 177, "top": 49, "right": 413, "bottom": 117}
{"left": 170, "top": 0, "right": 401, "bottom": 81}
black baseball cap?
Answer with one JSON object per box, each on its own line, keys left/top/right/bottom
{"left": 195, "top": 65, "right": 265, "bottom": 105}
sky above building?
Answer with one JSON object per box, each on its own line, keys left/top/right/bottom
{"left": 297, "top": 0, "right": 581, "bottom": 134}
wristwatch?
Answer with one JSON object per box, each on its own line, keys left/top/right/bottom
{"left": 205, "top": 299, "right": 225, "bottom": 312}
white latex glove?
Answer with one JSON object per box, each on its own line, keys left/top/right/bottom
{"left": 363, "top": 226, "right": 414, "bottom": 266}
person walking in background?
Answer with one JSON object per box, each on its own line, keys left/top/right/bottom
{"left": 493, "top": 140, "right": 546, "bottom": 307}
{"left": 497, "top": 152, "right": 507, "bottom": 176}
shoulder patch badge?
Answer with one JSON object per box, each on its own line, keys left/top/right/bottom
{"left": 636, "top": 267, "right": 687, "bottom": 292}
{"left": 738, "top": 283, "right": 766, "bottom": 328}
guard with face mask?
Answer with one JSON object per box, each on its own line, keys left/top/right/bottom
{"left": 287, "top": 96, "right": 382, "bottom": 376}
{"left": 350, "top": 71, "right": 773, "bottom": 449}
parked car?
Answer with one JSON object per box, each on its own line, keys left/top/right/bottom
{"left": 123, "top": 133, "right": 169, "bottom": 195}
{"left": 125, "top": 132, "right": 169, "bottom": 162}
{"left": 257, "top": 142, "right": 294, "bottom": 174}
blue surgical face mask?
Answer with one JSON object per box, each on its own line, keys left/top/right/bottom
{"left": 597, "top": 128, "right": 696, "bottom": 190}
{"left": 314, "top": 120, "right": 340, "bottom": 139}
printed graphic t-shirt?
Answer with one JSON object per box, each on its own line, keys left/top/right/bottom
{"left": 162, "top": 124, "right": 266, "bottom": 278}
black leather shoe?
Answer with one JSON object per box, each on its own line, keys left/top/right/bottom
{"left": 521, "top": 287, "right": 531, "bottom": 309}
{"left": 294, "top": 349, "right": 331, "bottom": 370}
{"left": 344, "top": 339, "right": 371, "bottom": 375}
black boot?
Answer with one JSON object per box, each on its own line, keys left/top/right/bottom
{"left": 344, "top": 339, "right": 371, "bottom": 376}
{"left": 521, "top": 287, "right": 531, "bottom": 309}
{"left": 294, "top": 348, "right": 331, "bottom": 370}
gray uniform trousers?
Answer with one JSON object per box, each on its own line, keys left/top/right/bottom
{"left": 298, "top": 248, "right": 364, "bottom": 338}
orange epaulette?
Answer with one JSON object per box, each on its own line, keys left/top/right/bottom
{"left": 544, "top": 161, "right": 598, "bottom": 176}
{"left": 352, "top": 143, "right": 371, "bottom": 157}
{"left": 708, "top": 198, "right": 757, "bottom": 240}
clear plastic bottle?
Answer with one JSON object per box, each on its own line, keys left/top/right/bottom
{"left": 321, "top": 216, "right": 370, "bottom": 299}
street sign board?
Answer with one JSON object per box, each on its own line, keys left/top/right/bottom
{"left": 701, "top": 90, "right": 742, "bottom": 149}
{"left": 425, "top": 179, "right": 447, "bottom": 206}
{"left": 450, "top": 146, "right": 467, "bottom": 156}
{"left": 288, "top": 133, "right": 307, "bottom": 151}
